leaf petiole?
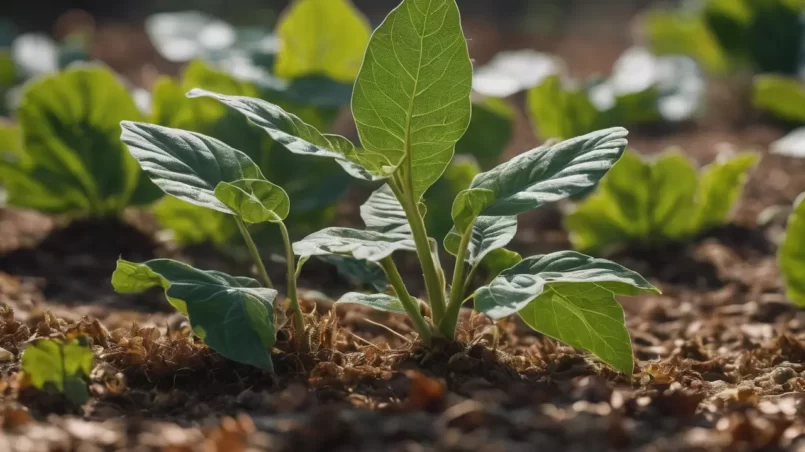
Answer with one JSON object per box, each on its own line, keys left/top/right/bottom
{"left": 234, "top": 217, "right": 274, "bottom": 289}
{"left": 378, "top": 256, "right": 433, "bottom": 345}
{"left": 440, "top": 219, "right": 475, "bottom": 338}
{"left": 279, "top": 221, "right": 305, "bottom": 346}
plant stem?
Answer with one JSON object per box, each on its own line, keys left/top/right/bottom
{"left": 278, "top": 221, "right": 305, "bottom": 342}
{"left": 234, "top": 217, "right": 274, "bottom": 289}
{"left": 440, "top": 221, "right": 475, "bottom": 338}
{"left": 388, "top": 178, "right": 446, "bottom": 324}
{"left": 463, "top": 263, "right": 481, "bottom": 297}
{"left": 379, "top": 256, "right": 432, "bottom": 344}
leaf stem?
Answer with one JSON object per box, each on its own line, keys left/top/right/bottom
{"left": 440, "top": 220, "right": 475, "bottom": 338}
{"left": 379, "top": 256, "right": 432, "bottom": 345}
{"left": 234, "top": 217, "right": 274, "bottom": 289}
{"left": 463, "top": 262, "right": 481, "bottom": 297}
{"left": 278, "top": 221, "right": 305, "bottom": 344}
{"left": 388, "top": 178, "right": 446, "bottom": 324}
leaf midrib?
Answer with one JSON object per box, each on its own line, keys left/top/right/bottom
{"left": 403, "top": 0, "right": 433, "bottom": 194}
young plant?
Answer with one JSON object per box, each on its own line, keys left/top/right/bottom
{"left": 565, "top": 149, "right": 760, "bottom": 254}
{"left": 21, "top": 337, "right": 94, "bottom": 405}
{"left": 779, "top": 192, "right": 805, "bottom": 306}
{"left": 187, "top": 0, "right": 658, "bottom": 375}
{"left": 112, "top": 123, "right": 310, "bottom": 370}
{"left": 0, "top": 65, "right": 161, "bottom": 216}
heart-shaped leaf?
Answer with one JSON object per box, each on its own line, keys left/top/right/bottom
{"left": 112, "top": 258, "right": 277, "bottom": 370}
{"left": 334, "top": 292, "right": 407, "bottom": 314}
{"left": 351, "top": 0, "right": 473, "bottom": 199}
{"left": 293, "top": 227, "right": 416, "bottom": 262}
{"left": 186, "top": 89, "right": 381, "bottom": 180}
{"left": 468, "top": 127, "right": 628, "bottom": 217}
{"left": 474, "top": 251, "right": 658, "bottom": 376}
{"left": 360, "top": 184, "right": 410, "bottom": 236}
{"left": 120, "top": 122, "right": 264, "bottom": 214}
{"left": 780, "top": 193, "right": 805, "bottom": 306}
{"left": 274, "top": 0, "right": 371, "bottom": 82}
{"left": 444, "top": 216, "right": 517, "bottom": 267}
{"left": 214, "top": 178, "right": 290, "bottom": 223}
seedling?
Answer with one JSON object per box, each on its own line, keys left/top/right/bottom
{"left": 21, "top": 337, "right": 94, "bottom": 405}
{"left": 780, "top": 192, "right": 805, "bottom": 306}
{"left": 566, "top": 150, "right": 759, "bottom": 254}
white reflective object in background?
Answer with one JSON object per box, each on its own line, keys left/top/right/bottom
{"left": 473, "top": 49, "right": 562, "bottom": 98}
{"left": 772, "top": 127, "right": 805, "bottom": 158}
{"left": 11, "top": 33, "right": 58, "bottom": 77}
{"left": 146, "top": 11, "right": 237, "bottom": 62}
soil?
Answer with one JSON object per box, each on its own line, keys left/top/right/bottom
{"left": 4, "top": 9, "right": 805, "bottom": 452}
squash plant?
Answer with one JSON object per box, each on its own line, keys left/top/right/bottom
{"left": 114, "top": 0, "right": 658, "bottom": 375}
{"left": 0, "top": 64, "right": 160, "bottom": 215}
{"left": 565, "top": 149, "right": 759, "bottom": 254}
{"left": 780, "top": 192, "right": 805, "bottom": 307}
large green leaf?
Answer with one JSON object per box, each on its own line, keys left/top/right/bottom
{"left": 120, "top": 122, "right": 264, "bottom": 214}
{"left": 444, "top": 216, "right": 517, "bottom": 266}
{"left": 274, "top": 0, "right": 371, "bottom": 82}
{"left": 187, "top": 89, "right": 381, "bottom": 180}
{"left": 474, "top": 251, "right": 658, "bottom": 376}
{"left": 22, "top": 337, "right": 93, "bottom": 405}
{"left": 360, "top": 184, "right": 411, "bottom": 236}
{"left": 112, "top": 258, "right": 276, "bottom": 370}
{"left": 465, "top": 127, "right": 628, "bottom": 218}
{"left": 565, "top": 150, "right": 757, "bottom": 253}
{"left": 427, "top": 156, "right": 481, "bottom": 239}
{"left": 692, "top": 152, "right": 759, "bottom": 231}
{"left": 780, "top": 193, "right": 805, "bottom": 306}
{"left": 351, "top": 0, "right": 473, "bottom": 199}
{"left": 334, "top": 292, "right": 407, "bottom": 314}
{"left": 0, "top": 65, "right": 159, "bottom": 215}
{"left": 214, "top": 178, "right": 290, "bottom": 223}
{"left": 293, "top": 228, "right": 416, "bottom": 262}
{"left": 752, "top": 75, "right": 805, "bottom": 123}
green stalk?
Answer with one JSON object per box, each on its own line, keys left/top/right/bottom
{"left": 379, "top": 256, "right": 433, "bottom": 344}
{"left": 440, "top": 220, "right": 475, "bottom": 339}
{"left": 388, "top": 178, "right": 446, "bottom": 323}
{"left": 278, "top": 221, "right": 305, "bottom": 342}
{"left": 234, "top": 217, "right": 274, "bottom": 289}
{"left": 463, "top": 262, "right": 481, "bottom": 297}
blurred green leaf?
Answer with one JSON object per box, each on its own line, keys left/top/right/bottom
{"left": 274, "top": 0, "right": 371, "bottom": 82}
{"left": 753, "top": 74, "right": 805, "bottom": 123}
{"left": 425, "top": 156, "right": 481, "bottom": 241}
{"left": 456, "top": 98, "right": 515, "bottom": 169}
{"left": 153, "top": 197, "right": 236, "bottom": 245}
{"left": 642, "top": 8, "right": 729, "bottom": 73}
{"left": 22, "top": 337, "right": 93, "bottom": 405}
{"left": 692, "top": 152, "right": 760, "bottom": 231}
{"left": 0, "top": 65, "right": 159, "bottom": 215}
{"left": 527, "top": 75, "right": 609, "bottom": 140}
{"left": 780, "top": 193, "right": 805, "bottom": 306}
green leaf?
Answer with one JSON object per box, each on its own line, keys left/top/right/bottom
{"left": 111, "top": 258, "right": 276, "bottom": 370}
{"left": 691, "top": 152, "right": 759, "bottom": 232}
{"left": 214, "top": 178, "right": 290, "bottom": 223}
{"left": 780, "top": 193, "right": 805, "bottom": 306}
{"left": 334, "top": 292, "right": 407, "bottom": 314}
{"left": 642, "top": 8, "right": 728, "bottom": 73}
{"left": 451, "top": 188, "right": 496, "bottom": 233}
{"left": 360, "top": 184, "right": 411, "bottom": 236}
{"left": 22, "top": 337, "right": 93, "bottom": 404}
{"left": 293, "top": 228, "right": 416, "bottom": 262}
{"left": 2, "top": 65, "right": 158, "bottom": 215}
{"left": 480, "top": 248, "right": 522, "bottom": 281}
{"left": 456, "top": 98, "right": 515, "bottom": 170}
{"left": 187, "top": 89, "right": 381, "bottom": 180}
{"left": 527, "top": 75, "right": 605, "bottom": 140}
{"left": 752, "top": 75, "right": 805, "bottom": 123}
{"left": 469, "top": 127, "right": 629, "bottom": 217}
{"left": 565, "top": 150, "right": 758, "bottom": 253}
{"left": 274, "top": 0, "right": 371, "bottom": 82}
{"left": 444, "top": 216, "right": 517, "bottom": 266}
{"left": 351, "top": 0, "right": 473, "bottom": 199}
{"left": 154, "top": 197, "right": 237, "bottom": 245}
{"left": 318, "top": 255, "right": 388, "bottom": 291}
{"left": 120, "top": 122, "right": 264, "bottom": 214}
{"left": 474, "top": 251, "right": 658, "bottom": 376}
